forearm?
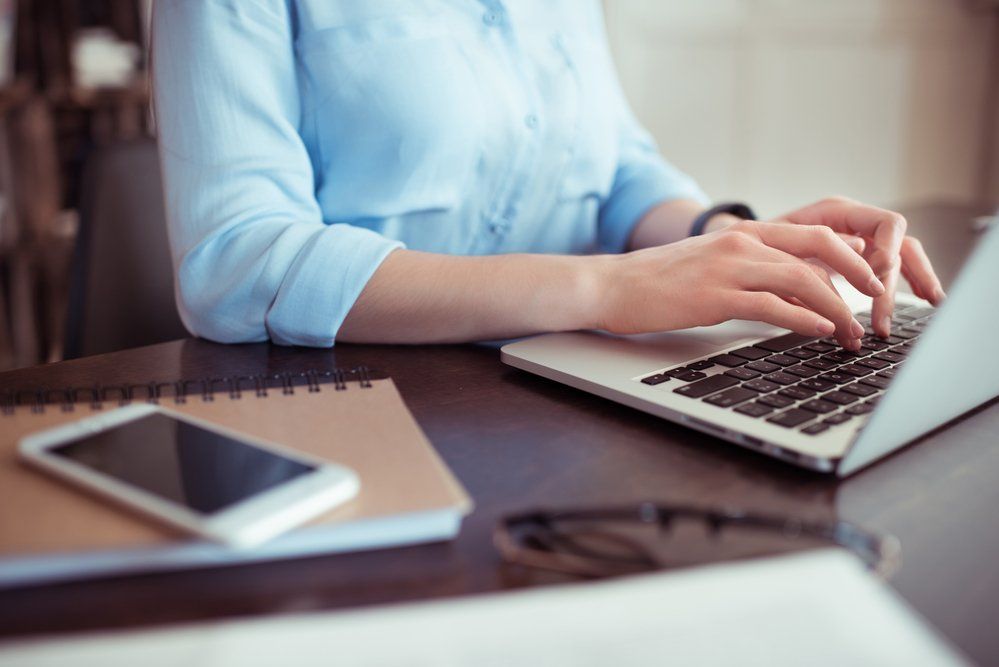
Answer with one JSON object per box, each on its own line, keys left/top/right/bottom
{"left": 338, "top": 249, "right": 603, "bottom": 344}
{"left": 627, "top": 198, "right": 741, "bottom": 250}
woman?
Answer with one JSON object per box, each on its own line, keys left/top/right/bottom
{"left": 152, "top": 1, "right": 943, "bottom": 351}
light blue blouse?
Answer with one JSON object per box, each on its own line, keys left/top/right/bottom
{"left": 152, "top": 0, "right": 707, "bottom": 346}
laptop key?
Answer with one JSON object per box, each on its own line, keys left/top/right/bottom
{"left": 905, "top": 306, "right": 936, "bottom": 318}
{"left": 874, "top": 351, "right": 905, "bottom": 364}
{"left": 767, "top": 354, "right": 799, "bottom": 367}
{"left": 823, "top": 351, "right": 860, "bottom": 364}
{"left": 686, "top": 359, "right": 714, "bottom": 371}
{"left": 704, "top": 387, "right": 758, "bottom": 407}
{"left": 743, "top": 379, "right": 780, "bottom": 393}
{"left": 838, "top": 364, "right": 872, "bottom": 377}
{"left": 803, "top": 358, "right": 837, "bottom": 371}
{"left": 859, "top": 375, "right": 891, "bottom": 390}
{"left": 891, "top": 327, "right": 920, "bottom": 339}
{"left": 785, "top": 348, "right": 818, "bottom": 360}
{"left": 841, "top": 382, "right": 878, "bottom": 397}
{"left": 803, "top": 341, "right": 836, "bottom": 354}
{"left": 641, "top": 374, "right": 669, "bottom": 385}
{"left": 708, "top": 354, "right": 748, "bottom": 368}
{"left": 666, "top": 367, "right": 692, "bottom": 378}
{"left": 674, "top": 370, "right": 707, "bottom": 382}
{"left": 860, "top": 339, "right": 890, "bottom": 352}
{"left": 821, "top": 391, "right": 859, "bottom": 405}
{"left": 673, "top": 373, "right": 740, "bottom": 398}
{"left": 778, "top": 386, "right": 816, "bottom": 400}
{"left": 730, "top": 347, "right": 772, "bottom": 361}
{"left": 725, "top": 367, "right": 761, "bottom": 380}
{"left": 764, "top": 372, "right": 798, "bottom": 386}
{"left": 818, "top": 372, "right": 853, "bottom": 384}
{"left": 800, "top": 399, "right": 837, "bottom": 414}
{"left": 784, "top": 364, "right": 820, "bottom": 378}
{"left": 877, "top": 369, "right": 898, "bottom": 379}
{"left": 799, "top": 378, "right": 835, "bottom": 392}
{"left": 754, "top": 333, "right": 817, "bottom": 352}
{"left": 734, "top": 401, "right": 774, "bottom": 417}
{"left": 758, "top": 393, "right": 794, "bottom": 408}
{"left": 745, "top": 360, "right": 781, "bottom": 374}
{"left": 824, "top": 413, "right": 853, "bottom": 425}
{"left": 846, "top": 402, "right": 875, "bottom": 415}
{"left": 766, "top": 408, "right": 815, "bottom": 428}
{"left": 802, "top": 423, "right": 830, "bottom": 435}
{"left": 857, "top": 357, "right": 890, "bottom": 370}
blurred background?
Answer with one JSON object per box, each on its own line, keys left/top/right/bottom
{"left": 0, "top": 0, "right": 995, "bottom": 372}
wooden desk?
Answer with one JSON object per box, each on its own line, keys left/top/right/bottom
{"left": 1, "top": 203, "right": 997, "bottom": 664}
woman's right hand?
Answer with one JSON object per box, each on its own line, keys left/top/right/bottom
{"left": 592, "top": 220, "right": 886, "bottom": 350}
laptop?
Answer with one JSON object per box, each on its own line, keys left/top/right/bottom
{"left": 502, "top": 224, "right": 999, "bottom": 476}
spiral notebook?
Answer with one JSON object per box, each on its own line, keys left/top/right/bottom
{"left": 0, "top": 368, "right": 472, "bottom": 589}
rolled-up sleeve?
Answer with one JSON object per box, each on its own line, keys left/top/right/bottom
{"left": 597, "top": 113, "right": 709, "bottom": 252}
{"left": 593, "top": 8, "right": 708, "bottom": 252}
{"left": 153, "top": 0, "right": 403, "bottom": 346}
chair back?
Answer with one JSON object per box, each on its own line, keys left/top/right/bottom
{"left": 65, "top": 138, "right": 187, "bottom": 358}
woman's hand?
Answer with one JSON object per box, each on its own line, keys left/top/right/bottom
{"left": 595, "top": 219, "right": 887, "bottom": 349}
{"left": 341, "top": 198, "right": 943, "bottom": 348}
{"left": 777, "top": 197, "right": 945, "bottom": 337}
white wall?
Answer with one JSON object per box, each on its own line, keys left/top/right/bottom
{"left": 604, "top": 0, "right": 999, "bottom": 218}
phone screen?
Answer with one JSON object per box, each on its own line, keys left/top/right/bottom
{"left": 51, "top": 413, "right": 316, "bottom": 515}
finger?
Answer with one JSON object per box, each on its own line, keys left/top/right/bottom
{"left": 803, "top": 264, "right": 864, "bottom": 349}
{"left": 781, "top": 197, "right": 907, "bottom": 278}
{"left": 901, "top": 264, "right": 926, "bottom": 301}
{"left": 744, "top": 221, "right": 884, "bottom": 298}
{"left": 871, "top": 256, "right": 900, "bottom": 337}
{"left": 728, "top": 291, "right": 835, "bottom": 338}
{"left": 740, "top": 261, "right": 864, "bottom": 348}
{"left": 780, "top": 198, "right": 907, "bottom": 334}
{"left": 899, "top": 236, "right": 945, "bottom": 305}
{"left": 741, "top": 243, "right": 864, "bottom": 349}
{"left": 837, "top": 233, "right": 866, "bottom": 255}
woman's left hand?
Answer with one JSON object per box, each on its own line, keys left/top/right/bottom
{"left": 773, "top": 197, "right": 945, "bottom": 337}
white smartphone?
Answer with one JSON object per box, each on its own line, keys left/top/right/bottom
{"left": 18, "top": 403, "right": 360, "bottom": 549}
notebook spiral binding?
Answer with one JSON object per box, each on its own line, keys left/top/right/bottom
{"left": 0, "top": 366, "right": 380, "bottom": 416}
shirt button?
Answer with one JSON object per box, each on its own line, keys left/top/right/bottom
{"left": 524, "top": 114, "right": 539, "bottom": 130}
{"left": 482, "top": 10, "right": 503, "bottom": 26}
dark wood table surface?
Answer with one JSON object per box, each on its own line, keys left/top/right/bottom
{"left": 1, "top": 202, "right": 997, "bottom": 664}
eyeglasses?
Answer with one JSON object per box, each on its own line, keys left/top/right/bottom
{"left": 495, "top": 503, "right": 900, "bottom": 580}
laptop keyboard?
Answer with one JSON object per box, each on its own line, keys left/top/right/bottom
{"left": 639, "top": 304, "right": 935, "bottom": 436}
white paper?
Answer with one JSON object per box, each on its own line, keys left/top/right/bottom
{"left": 0, "top": 549, "right": 967, "bottom": 667}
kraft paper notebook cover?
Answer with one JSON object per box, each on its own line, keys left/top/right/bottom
{"left": 0, "top": 368, "right": 472, "bottom": 588}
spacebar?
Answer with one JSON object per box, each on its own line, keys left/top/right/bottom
{"left": 673, "top": 374, "right": 739, "bottom": 398}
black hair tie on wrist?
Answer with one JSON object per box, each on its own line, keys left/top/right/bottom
{"left": 689, "top": 202, "right": 757, "bottom": 237}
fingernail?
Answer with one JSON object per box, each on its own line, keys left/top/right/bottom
{"left": 850, "top": 319, "right": 865, "bottom": 338}
{"left": 934, "top": 287, "right": 946, "bottom": 303}
{"left": 850, "top": 338, "right": 862, "bottom": 351}
{"left": 867, "top": 277, "right": 885, "bottom": 295}
{"left": 816, "top": 319, "right": 835, "bottom": 335}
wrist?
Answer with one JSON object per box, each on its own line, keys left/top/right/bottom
{"left": 689, "top": 202, "right": 757, "bottom": 236}
{"left": 573, "top": 254, "right": 616, "bottom": 331}
{"left": 703, "top": 212, "right": 743, "bottom": 234}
